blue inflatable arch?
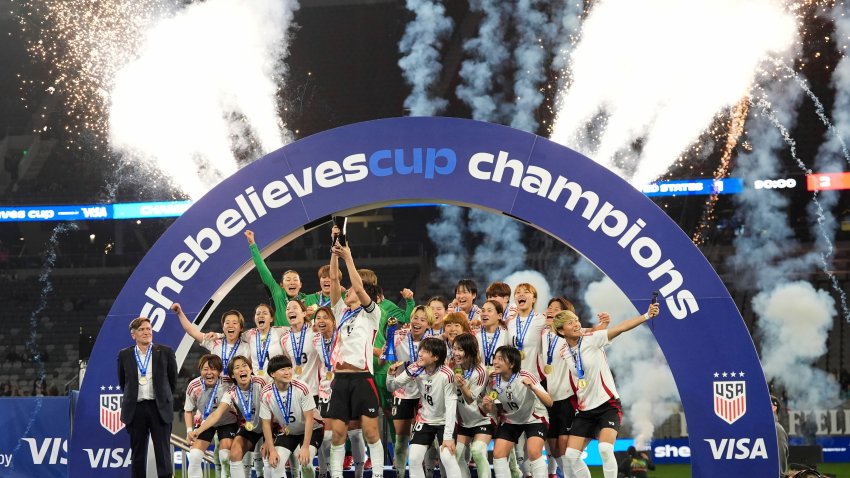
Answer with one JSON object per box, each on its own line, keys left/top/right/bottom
{"left": 70, "top": 117, "right": 777, "bottom": 477}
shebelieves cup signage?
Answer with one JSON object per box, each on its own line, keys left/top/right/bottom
{"left": 69, "top": 117, "right": 777, "bottom": 477}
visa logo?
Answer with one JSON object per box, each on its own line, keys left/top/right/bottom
{"left": 81, "top": 207, "right": 108, "bottom": 218}
{"left": 21, "top": 437, "right": 67, "bottom": 465}
{"left": 83, "top": 448, "right": 132, "bottom": 468}
{"left": 704, "top": 438, "right": 768, "bottom": 460}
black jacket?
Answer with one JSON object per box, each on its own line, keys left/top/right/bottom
{"left": 117, "top": 343, "right": 177, "bottom": 424}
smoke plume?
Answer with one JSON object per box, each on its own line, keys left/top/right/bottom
{"left": 398, "top": 0, "right": 453, "bottom": 116}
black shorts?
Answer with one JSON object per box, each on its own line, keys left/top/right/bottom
{"left": 569, "top": 399, "right": 622, "bottom": 439}
{"left": 236, "top": 426, "right": 265, "bottom": 448}
{"left": 495, "top": 422, "right": 547, "bottom": 443}
{"left": 546, "top": 398, "right": 576, "bottom": 438}
{"left": 318, "top": 395, "right": 331, "bottom": 418}
{"left": 325, "top": 372, "right": 381, "bottom": 420}
{"left": 456, "top": 422, "right": 494, "bottom": 438}
{"left": 273, "top": 428, "right": 324, "bottom": 452}
{"left": 197, "top": 423, "right": 239, "bottom": 443}
{"left": 391, "top": 397, "right": 420, "bottom": 421}
{"left": 410, "top": 422, "right": 446, "bottom": 446}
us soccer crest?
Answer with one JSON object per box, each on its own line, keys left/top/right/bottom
{"left": 713, "top": 380, "right": 746, "bottom": 425}
{"left": 100, "top": 393, "right": 125, "bottom": 434}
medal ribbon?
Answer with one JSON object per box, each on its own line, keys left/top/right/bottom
{"left": 272, "top": 384, "right": 293, "bottom": 429}
{"left": 495, "top": 372, "right": 518, "bottom": 397}
{"left": 568, "top": 336, "right": 584, "bottom": 380}
{"left": 546, "top": 332, "right": 559, "bottom": 366}
{"left": 134, "top": 345, "right": 152, "bottom": 377}
{"left": 290, "top": 324, "right": 307, "bottom": 366}
{"left": 406, "top": 363, "right": 425, "bottom": 378}
{"left": 256, "top": 331, "right": 273, "bottom": 371}
{"left": 337, "top": 307, "right": 363, "bottom": 332}
{"left": 515, "top": 312, "right": 534, "bottom": 352}
{"left": 481, "top": 327, "right": 500, "bottom": 366}
{"left": 463, "top": 366, "right": 474, "bottom": 381}
{"left": 319, "top": 294, "right": 331, "bottom": 307}
{"left": 221, "top": 340, "right": 241, "bottom": 373}
{"left": 321, "top": 330, "right": 336, "bottom": 374}
{"left": 407, "top": 333, "right": 421, "bottom": 362}
{"left": 202, "top": 380, "right": 220, "bottom": 420}
{"left": 467, "top": 306, "right": 477, "bottom": 322}
{"left": 236, "top": 382, "right": 254, "bottom": 424}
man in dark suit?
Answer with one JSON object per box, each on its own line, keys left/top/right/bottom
{"left": 118, "top": 317, "right": 178, "bottom": 478}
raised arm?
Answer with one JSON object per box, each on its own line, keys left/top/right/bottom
{"left": 329, "top": 248, "right": 342, "bottom": 307}
{"left": 171, "top": 303, "right": 206, "bottom": 343}
{"left": 607, "top": 303, "right": 660, "bottom": 341}
{"left": 335, "top": 244, "right": 372, "bottom": 308}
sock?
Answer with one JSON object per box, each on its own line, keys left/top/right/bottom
{"left": 320, "top": 431, "right": 333, "bottom": 477}
{"left": 493, "top": 457, "right": 510, "bottom": 478}
{"left": 513, "top": 439, "right": 527, "bottom": 478}
{"left": 290, "top": 451, "right": 302, "bottom": 478}
{"left": 349, "top": 430, "right": 366, "bottom": 478}
{"left": 230, "top": 456, "right": 246, "bottom": 478}
{"left": 528, "top": 457, "right": 547, "bottom": 478}
{"left": 213, "top": 441, "right": 222, "bottom": 475}
{"left": 455, "top": 442, "right": 470, "bottom": 478}
{"left": 219, "top": 449, "right": 231, "bottom": 478}
{"left": 471, "top": 441, "right": 491, "bottom": 478}
{"left": 394, "top": 434, "right": 410, "bottom": 478}
{"left": 424, "top": 445, "right": 437, "bottom": 478}
{"left": 439, "top": 445, "right": 462, "bottom": 478}
{"left": 597, "top": 442, "right": 616, "bottom": 478}
{"left": 330, "top": 444, "right": 345, "bottom": 478}
{"left": 367, "top": 439, "right": 385, "bottom": 478}
{"left": 408, "top": 444, "right": 427, "bottom": 478}
{"left": 244, "top": 452, "right": 253, "bottom": 478}
{"left": 508, "top": 447, "right": 521, "bottom": 478}
{"left": 544, "top": 443, "right": 556, "bottom": 475}
{"left": 563, "top": 449, "right": 590, "bottom": 478}
{"left": 254, "top": 450, "right": 264, "bottom": 477}
{"left": 300, "top": 446, "right": 318, "bottom": 478}
{"left": 188, "top": 448, "right": 204, "bottom": 478}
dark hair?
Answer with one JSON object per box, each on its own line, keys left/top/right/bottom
{"left": 419, "top": 337, "right": 448, "bottom": 367}
{"left": 547, "top": 297, "right": 575, "bottom": 313}
{"left": 198, "top": 354, "right": 223, "bottom": 373}
{"left": 363, "top": 283, "right": 380, "bottom": 302}
{"left": 428, "top": 296, "right": 449, "bottom": 309}
{"left": 268, "top": 354, "right": 293, "bottom": 375}
{"left": 129, "top": 317, "right": 151, "bottom": 333}
{"left": 483, "top": 299, "right": 504, "bottom": 316}
{"left": 317, "top": 265, "right": 330, "bottom": 278}
{"left": 227, "top": 355, "right": 253, "bottom": 377}
{"left": 221, "top": 309, "right": 246, "bottom": 329}
{"left": 452, "top": 333, "right": 480, "bottom": 368}
{"left": 455, "top": 279, "right": 478, "bottom": 298}
{"left": 495, "top": 345, "right": 521, "bottom": 374}
{"left": 256, "top": 302, "right": 276, "bottom": 316}
{"left": 627, "top": 446, "right": 637, "bottom": 457}
{"left": 485, "top": 282, "right": 511, "bottom": 298}
{"left": 314, "top": 306, "right": 336, "bottom": 325}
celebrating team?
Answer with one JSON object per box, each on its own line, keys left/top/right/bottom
{"left": 166, "top": 225, "right": 660, "bottom": 478}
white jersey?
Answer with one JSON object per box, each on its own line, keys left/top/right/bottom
{"left": 476, "top": 327, "right": 510, "bottom": 369}
{"left": 184, "top": 377, "right": 237, "bottom": 427}
{"left": 200, "top": 337, "right": 251, "bottom": 376}
{"left": 486, "top": 371, "right": 549, "bottom": 425}
{"left": 389, "top": 364, "right": 457, "bottom": 441}
{"left": 259, "top": 380, "right": 319, "bottom": 435}
{"left": 281, "top": 325, "right": 320, "bottom": 395}
{"left": 241, "top": 327, "right": 287, "bottom": 376}
{"left": 454, "top": 364, "right": 491, "bottom": 428}
{"left": 506, "top": 311, "right": 547, "bottom": 378}
{"left": 536, "top": 331, "right": 573, "bottom": 401}
{"left": 332, "top": 301, "right": 381, "bottom": 373}
{"left": 220, "top": 376, "right": 266, "bottom": 430}
{"left": 454, "top": 305, "right": 481, "bottom": 323}
{"left": 563, "top": 330, "right": 619, "bottom": 411}
{"left": 388, "top": 328, "right": 427, "bottom": 399}
{"left": 317, "top": 333, "right": 336, "bottom": 402}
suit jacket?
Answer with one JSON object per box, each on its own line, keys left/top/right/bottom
{"left": 118, "top": 343, "right": 178, "bottom": 424}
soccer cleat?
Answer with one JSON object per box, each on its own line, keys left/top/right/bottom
{"left": 364, "top": 457, "right": 372, "bottom": 470}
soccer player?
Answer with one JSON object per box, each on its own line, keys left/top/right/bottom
{"left": 172, "top": 303, "right": 248, "bottom": 378}
{"left": 259, "top": 354, "right": 322, "bottom": 478}
{"left": 326, "top": 230, "right": 385, "bottom": 478}
{"left": 388, "top": 337, "right": 461, "bottom": 478}
{"left": 559, "top": 303, "right": 660, "bottom": 478}
{"left": 427, "top": 296, "right": 449, "bottom": 335}
{"left": 192, "top": 355, "right": 266, "bottom": 478}
{"left": 281, "top": 301, "right": 320, "bottom": 397}
{"left": 477, "top": 300, "right": 511, "bottom": 374}
{"left": 245, "top": 230, "right": 307, "bottom": 326}
{"left": 304, "top": 265, "right": 339, "bottom": 314}
{"left": 453, "top": 279, "right": 481, "bottom": 325}
{"left": 314, "top": 306, "right": 337, "bottom": 478}
{"left": 184, "top": 354, "right": 237, "bottom": 478}
{"left": 382, "top": 305, "right": 434, "bottom": 478}
{"left": 485, "top": 282, "right": 517, "bottom": 324}
{"left": 442, "top": 312, "right": 473, "bottom": 353}
{"left": 450, "top": 333, "right": 491, "bottom": 478}
{"left": 483, "top": 346, "right": 552, "bottom": 478}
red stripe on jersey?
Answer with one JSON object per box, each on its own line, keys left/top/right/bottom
{"left": 292, "top": 381, "right": 310, "bottom": 395}
{"left": 476, "top": 366, "right": 486, "bottom": 386}
{"left": 439, "top": 367, "right": 454, "bottom": 382}
{"left": 262, "top": 383, "right": 274, "bottom": 393}
{"left": 519, "top": 371, "right": 537, "bottom": 384}
{"left": 599, "top": 372, "right": 616, "bottom": 400}
{"left": 366, "top": 377, "right": 379, "bottom": 401}
{"left": 532, "top": 412, "right": 549, "bottom": 428}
